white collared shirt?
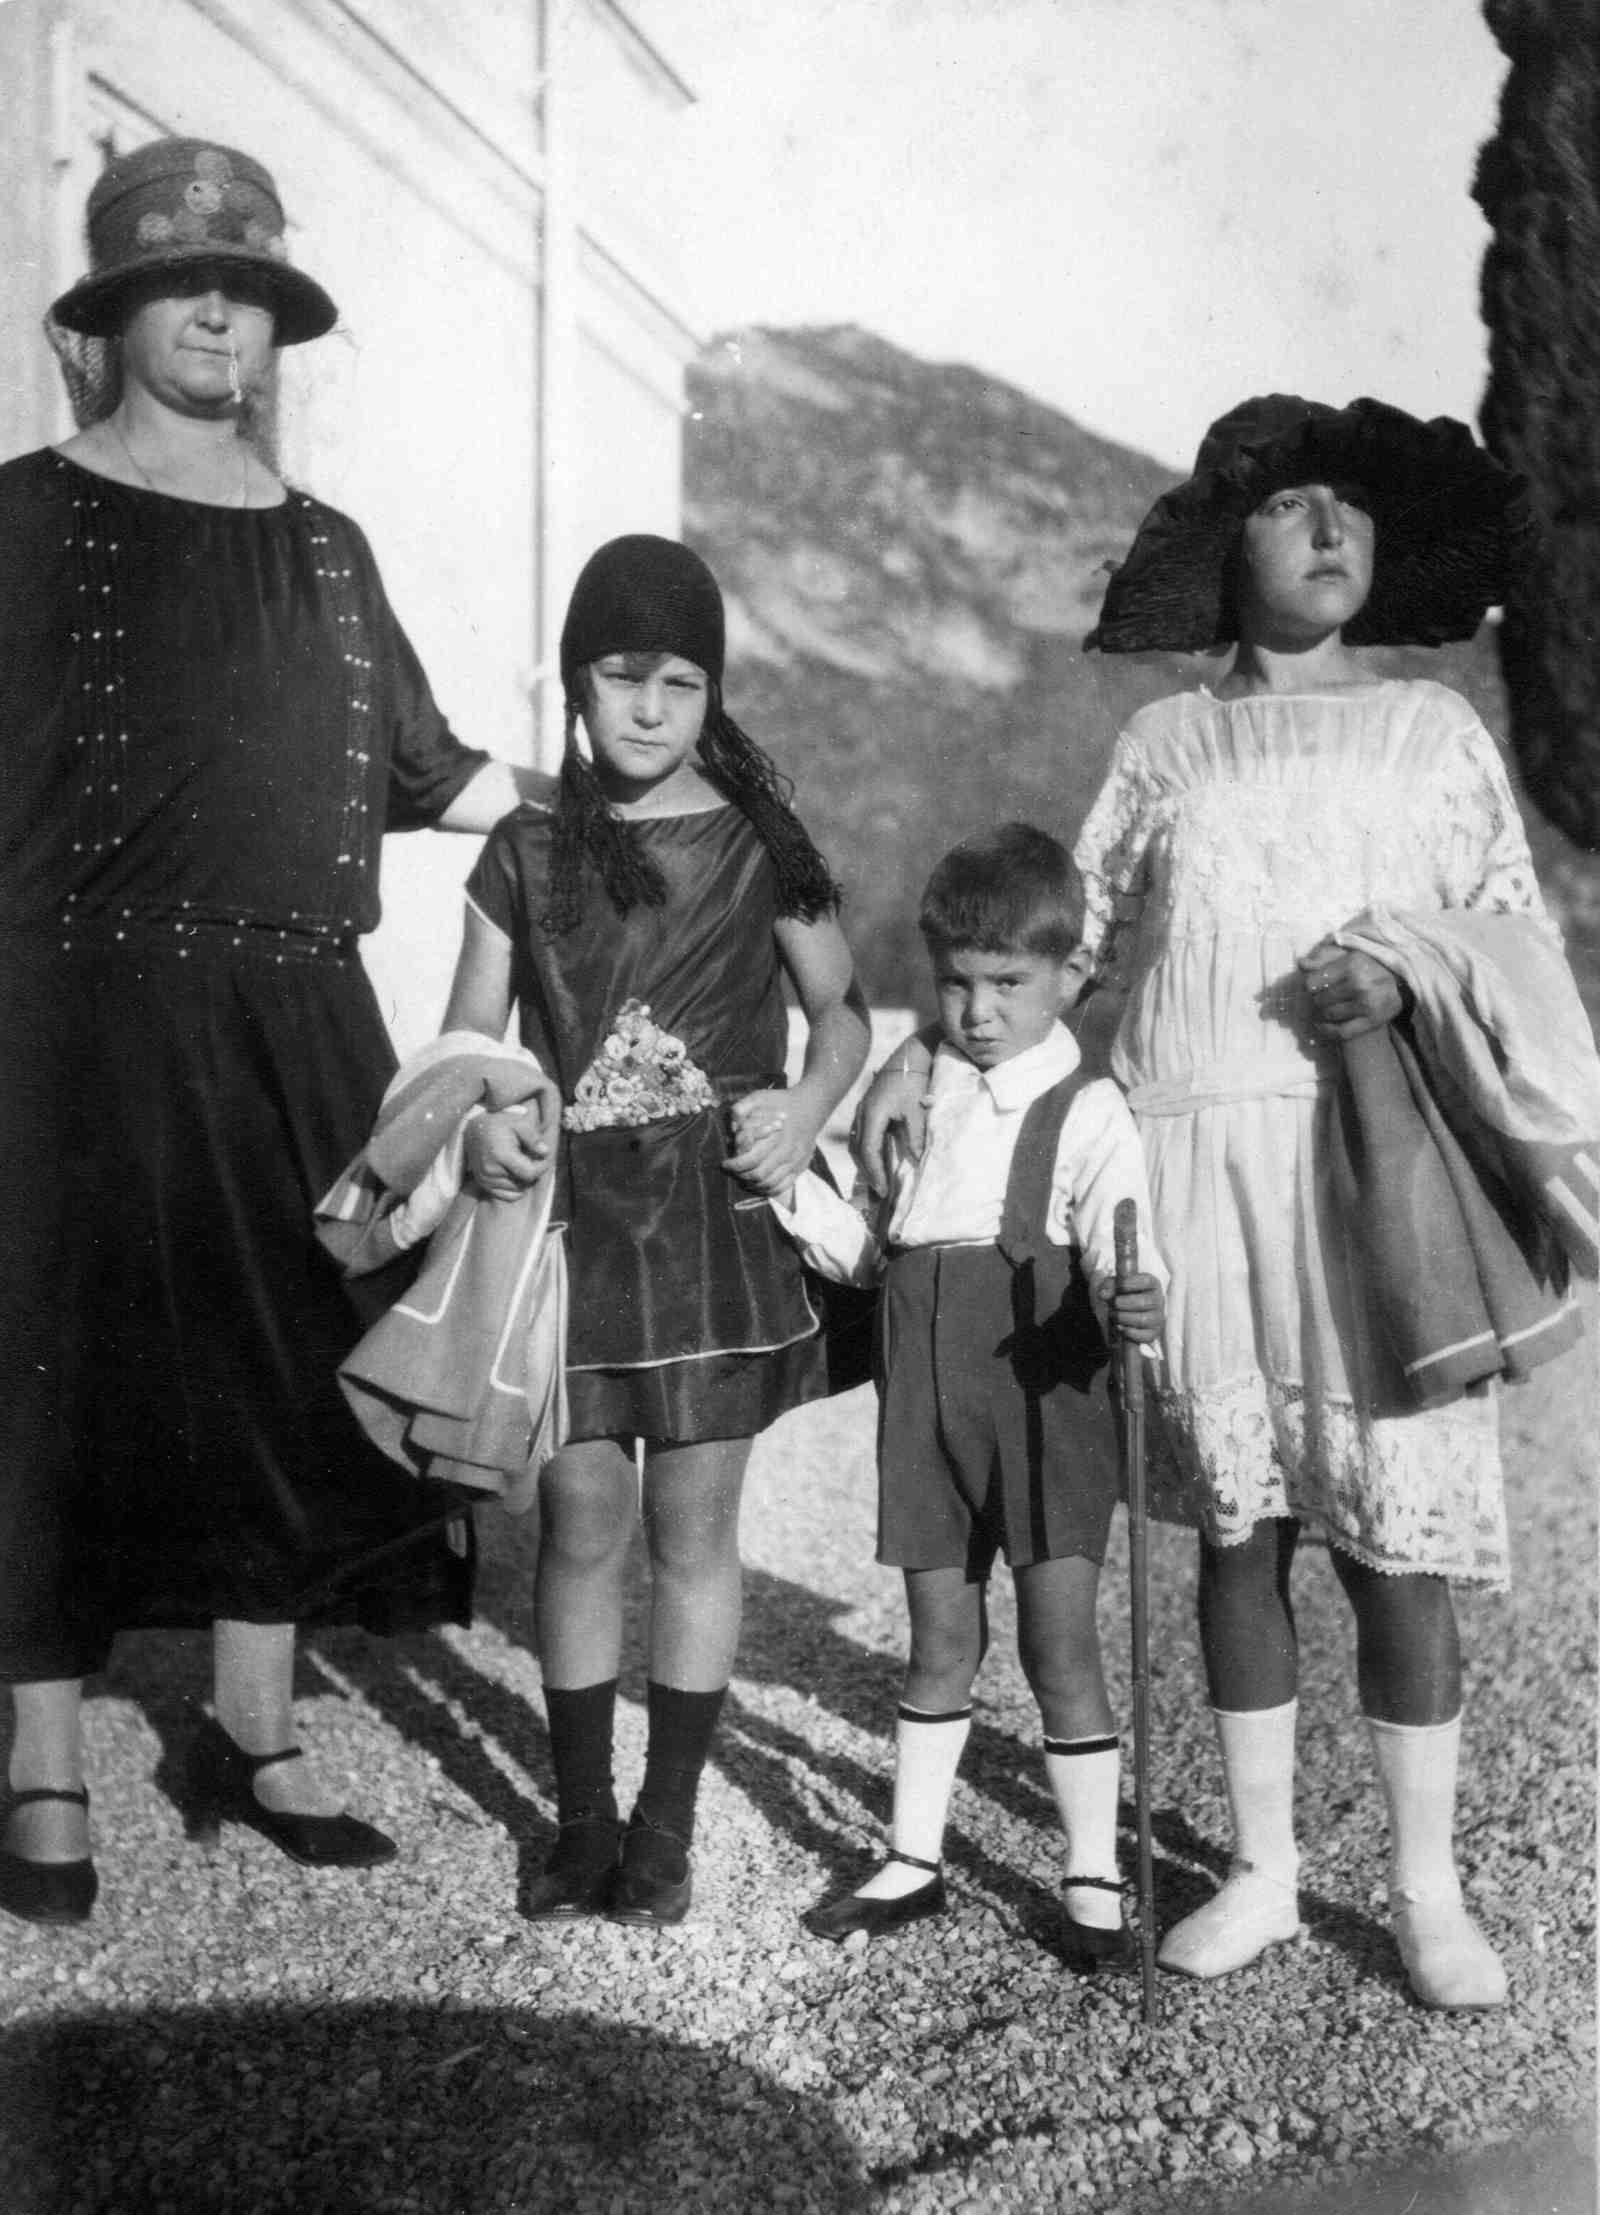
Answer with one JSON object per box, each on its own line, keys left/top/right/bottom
{"left": 772, "top": 1025, "right": 1166, "bottom": 1321}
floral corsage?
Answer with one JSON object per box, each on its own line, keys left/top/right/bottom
{"left": 561, "top": 1000, "right": 718, "bottom": 1132}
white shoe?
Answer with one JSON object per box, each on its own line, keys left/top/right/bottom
{"left": 1391, "top": 1886, "right": 1507, "bottom": 2010}
{"left": 1157, "top": 1863, "right": 1302, "bottom": 1978}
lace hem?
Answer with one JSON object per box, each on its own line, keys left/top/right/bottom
{"left": 1147, "top": 1372, "right": 1509, "bottom": 1587}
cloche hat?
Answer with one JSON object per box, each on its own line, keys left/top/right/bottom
{"left": 1088, "top": 395, "right": 1533, "bottom": 653}
{"left": 49, "top": 137, "right": 337, "bottom": 346}
{"left": 559, "top": 535, "right": 726, "bottom": 696}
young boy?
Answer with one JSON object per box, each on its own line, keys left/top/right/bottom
{"left": 772, "top": 823, "right": 1165, "bottom": 1967}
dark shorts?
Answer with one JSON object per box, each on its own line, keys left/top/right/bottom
{"left": 876, "top": 1243, "right": 1120, "bottom": 1575}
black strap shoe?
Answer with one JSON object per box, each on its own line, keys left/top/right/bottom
{"left": 523, "top": 1815, "right": 623, "bottom": 1920}
{"left": 606, "top": 1814, "right": 692, "bottom": 1927}
{"left": 1060, "top": 1874, "right": 1137, "bottom": 1975}
{"left": 0, "top": 1787, "right": 97, "bottom": 1926}
{"left": 802, "top": 1851, "right": 947, "bottom": 1943}
{"left": 184, "top": 1717, "right": 397, "bottom": 1869}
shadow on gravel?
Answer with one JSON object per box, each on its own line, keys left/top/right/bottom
{"left": 0, "top": 2001, "right": 869, "bottom": 2215}
{"left": 97, "top": 1540, "right": 1403, "bottom": 1989}
{"left": 1178, "top": 2125, "right": 1595, "bottom": 2215}
{"left": 96, "top": 1517, "right": 1395, "bottom": 1992}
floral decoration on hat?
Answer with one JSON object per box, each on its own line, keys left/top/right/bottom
{"left": 49, "top": 135, "right": 336, "bottom": 346}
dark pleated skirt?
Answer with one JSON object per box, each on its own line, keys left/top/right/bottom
{"left": 559, "top": 1112, "right": 830, "bottom": 1444}
{"left": 0, "top": 924, "right": 473, "bottom": 1682}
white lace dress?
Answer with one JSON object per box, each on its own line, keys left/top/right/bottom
{"left": 1074, "top": 678, "right": 1553, "bottom": 1585}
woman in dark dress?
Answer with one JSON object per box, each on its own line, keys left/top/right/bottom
{"left": 0, "top": 136, "right": 537, "bottom": 1923}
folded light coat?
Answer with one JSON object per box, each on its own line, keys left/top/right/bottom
{"left": 314, "top": 1032, "right": 568, "bottom": 1513}
{"left": 1329, "top": 908, "right": 1600, "bottom": 1411}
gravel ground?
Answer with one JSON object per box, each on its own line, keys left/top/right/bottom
{"left": 1, "top": 1314, "right": 1594, "bottom": 2215}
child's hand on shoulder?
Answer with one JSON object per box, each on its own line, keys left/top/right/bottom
{"left": 465, "top": 1094, "right": 557, "bottom": 1200}
{"left": 723, "top": 1088, "right": 823, "bottom": 1198}
{"left": 1100, "top": 1270, "right": 1164, "bottom": 1344}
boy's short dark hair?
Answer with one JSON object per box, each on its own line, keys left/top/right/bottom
{"left": 918, "top": 822, "right": 1085, "bottom": 961}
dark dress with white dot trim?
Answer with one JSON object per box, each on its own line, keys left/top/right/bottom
{"left": 0, "top": 449, "right": 489, "bottom": 1677}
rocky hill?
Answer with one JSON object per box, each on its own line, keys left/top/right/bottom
{"left": 683, "top": 324, "right": 1593, "bottom": 1009}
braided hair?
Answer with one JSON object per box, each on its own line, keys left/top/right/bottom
{"left": 542, "top": 535, "right": 840, "bottom": 935}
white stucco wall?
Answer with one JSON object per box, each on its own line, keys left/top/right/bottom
{"left": 0, "top": 0, "right": 699, "bottom": 1057}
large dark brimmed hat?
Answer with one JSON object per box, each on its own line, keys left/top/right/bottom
{"left": 560, "top": 535, "right": 726, "bottom": 695}
{"left": 1087, "top": 394, "right": 1533, "bottom": 653}
{"left": 49, "top": 137, "right": 336, "bottom": 346}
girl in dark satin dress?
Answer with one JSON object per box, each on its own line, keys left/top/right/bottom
{"left": 444, "top": 535, "right": 870, "bottom": 1926}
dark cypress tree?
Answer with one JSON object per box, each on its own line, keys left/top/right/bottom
{"left": 1474, "top": 0, "right": 1600, "bottom": 849}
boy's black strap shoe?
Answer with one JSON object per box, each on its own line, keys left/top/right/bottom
{"left": 1060, "top": 1874, "right": 1137, "bottom": 1976}
{"left": 802, "top": 1851, "right": 947, "bottom": 1943}
{"left": 0, "top": 1788, "right": 97, "bottom": 1926}
{"left": 606, "top": 1814, "right": 692, "bottom": 1927}
{"left": 523, "top": 1815, "right": 623, "bottom": 1921}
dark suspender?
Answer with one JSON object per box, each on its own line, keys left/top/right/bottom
{"left": 995, "top": 1067, "right": 1094, "bottom": 1271}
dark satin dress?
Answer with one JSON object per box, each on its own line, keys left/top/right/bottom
{"left": 467, "top": 801, "right": 829, "bottom": 1442}
{"left": 0, "top": 450, "right": 489, "bottom": 1680}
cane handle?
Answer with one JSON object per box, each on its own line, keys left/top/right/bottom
{"left": 1114, "top": 1197, "right": 1139, "bottom": 1283}
{"left": 1113, "top": 1199, "right": 1145, "bottom": 1414}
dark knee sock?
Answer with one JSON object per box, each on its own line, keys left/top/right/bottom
{"left": 632, "top": 1680, "right": 727, "bottom": 1850}
{"left": 544, "top": 1678, "right": 619, "bottom": 1829}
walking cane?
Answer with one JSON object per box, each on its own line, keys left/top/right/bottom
{"left": 1114, "top": 1197, "right": 1159, "bottom": 2026}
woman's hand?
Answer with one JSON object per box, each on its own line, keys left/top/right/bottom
{"left": 1100, "top": 1270, "right": 1165, "bottom": 1345}
{"left": 723, "top": 1089, "right": 824, "bottom": 1198}
{"left": 464, "top": 1097, "right": 557, "bottom": 1199}
{"left": 852, "top": 1057, "right": 934, "bottom": 1197}
{"left": 1299, "top": 939, "right": 1406, "bottom": 1039}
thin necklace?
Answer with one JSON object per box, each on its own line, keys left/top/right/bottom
{"left": 110, "top": 417, "right": 251, "bottom": 508}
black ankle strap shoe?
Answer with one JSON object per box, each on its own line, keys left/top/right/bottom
{"left": 0, "top": 1786, "right": 97, "bottom": 1926}
{"left": 802, "top": 1852, "right": 947, "bottom": 1943}
{"left": 606, "top": 1814, "right": 692, "bottom": 1927}
{"left": 183, "top": 1716, "right": 397, "bottom": 1869}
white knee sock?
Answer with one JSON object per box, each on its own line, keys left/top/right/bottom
{"left": 1366, "top": 1711, "right": 1463, "bottom": 1900}
{"left": 856, "top": 1704, "right": 971, "bottom": 1901}
{"left": 1045, "top": 1732, "right": 1123, "bottom": 1929}
{"left": 1215, "top": 1701, "right": 1300, "bottom": 1886}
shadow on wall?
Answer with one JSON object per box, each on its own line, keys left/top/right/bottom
{"left": 0, "top": 2002, "right": 869, "bottom": 2215}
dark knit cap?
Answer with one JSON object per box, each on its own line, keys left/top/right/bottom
{"left": 560, "top": 535, "right": 725, "bottom": 695}
{"left": 1088, "top": 394, "right": 1534, "bottom": 653}
{"left": 50, "top": 137, "right": 336, "bottom": 346}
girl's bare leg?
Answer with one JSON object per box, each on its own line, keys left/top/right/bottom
{"left": 1197, "top": 1518, "right": 1301, "bottom": 1711}
{"left": 1161, "top": 1522, "right": 1304, "bottom": 1976}
{"left": 535, "top": 1439, "right": 640, "bottom": 1688}
{"left": 639, "top": 1437, "right": 753, "bottom": 1689}
{"left": 1328, "top": 1554, "right": 1460, "bottom": 1725}
{"left": 1329, "top": 1554, "right": 1501, "bottom": 2006}
{"left": 522, "top": 1440, "right": 639, "bottom": 1913}
{"left": 603, "top": 1439, "right": 755, "bottom": 1910}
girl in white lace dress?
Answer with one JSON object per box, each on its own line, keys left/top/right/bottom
{"left": 1075, "top": 395, "right": 1564, "bottom": 2010}
{"left": 860, "top": 395, "right": 1594, "bottom": 2011}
